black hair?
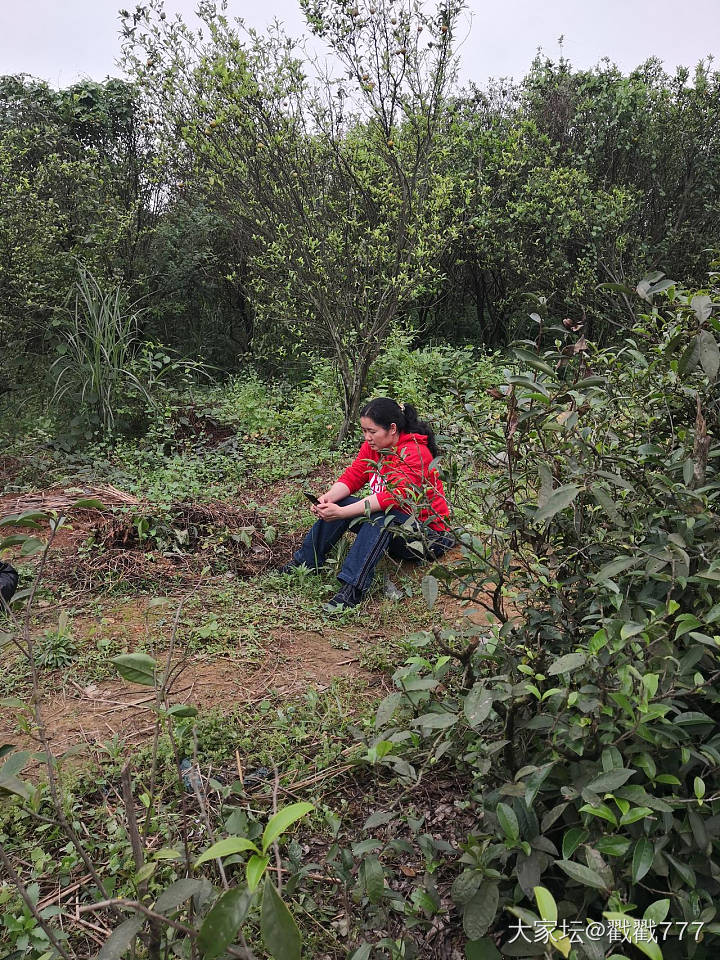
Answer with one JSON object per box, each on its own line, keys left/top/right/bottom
{"left": 360, "top": 397, "right": 440, "bottom": 458}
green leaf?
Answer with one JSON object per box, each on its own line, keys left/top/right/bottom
{"left": 496, "top": 803, "right": 519, "bottom": 842}
{"left": 261, "top": 802, "right": 314, "bottom": 853}
{"left": 602, "top": 913, "right": 663, "bottom": 960}
{"left": 591, "top": 483, "right": 624, "bottom": 526}
{"left": 620, "top": 806, "right": 654, "bottom": 826}
{"left": 692, "top": 293, "right": 713, "bottom": 322}
{"left": 421, "top": 574, "right": 438, "bottom": 608}
{"left": 577, "top": 376, "right": 608, "bottom": 388}
{"left": 534, "top": 886, "right": 557, "bottom": 924}
{"left": 261, "top": 876, "right": 301, "bottom": 960}
{"left": 513, "top": 347, "right": 557, "bottom": 377}
{"left": 534, "top": 484, "right": 580, "bottom": 524}
{"left": 548, "top": 652, "right": 586, "bottom": 676}
{"left": 452, "top": 869, "right": 483, "bottom": 906}
{"left": 0, "top": 751, "right": 30, "bottom": 780}
{"left": 463, "top": 882, "right": 499, "bottom": 940}
{"left": 195, "top": 836, "right": 259, "bottom": 868}
{"left": 167, "top": 704, "right": 198, "bottom": 718}
{"left": 466, "top": 937, "right": 501, "bottom": 960}
{"left": 694, "top": 776, "right": 706, "bottom": 802}
{"left": 586, "top": 767, "right": 635, "bottom": 794}
{"left": 147, "top": 597, "right": 172, "bottom": 609}
{"left": 0, "top": 774, "right": 34, "bottom": 801}
{"left": 364, "top": 856, "right": 385, "bottom": 903}
{"left": 97, "top": 916, "right": 144, "bottom": 960}
{"left": 20, "top": 537, "right": 44, "bottom": 556}
{"left": 524, "top": 762, "right": 554, "bottom": 807}
{"left": 154, "top": 878, "right": 205, "bottom": 914}
{"left": 399, "top": 676, "right": 438, "bottom": 692}
{"left": 537, "top": 461, "right": 554, "bottom": 508}
{"left": 363, "top": 810, "right": 394, "bottom": 830}
{"left": 111, "top": 653, "right": 157, "bottom": 686}
{"left": 594, "top": 836, "right": 631, "bottom": 857}
{"left": 375, "top": 691, "right": 402, "bottom": 727}
{"left": 411, "top": 711, "right": 458, "bottom": 731}
{"left": 562, "top": 828, "right": 588, "bottom": 860}
{"left": 152, "top": 847, "right": 182, "bottom": 861}
{"left": 72, "top": 497, "right": 108, "bottom": 511}
{"left": 644, "top": 899, "right": 670, "bottom": 924}
{"left": 666, "top": 853, "right": 696, "bottom": 887}
{"left": 593, "top": 555, "right": 639, "bottom": 582}
{"left": 579, "top": 802, "right": 617, "bottom": 827}
{"left": 349, "top": 947, "right": 372, "bottom": 960}
{"left": 0, "top": 510, "right": 46, "bottom": 528}
{"left": 632, "top": 838, "right": 654, "bottom": 884}
{"left": 556, "top": 859, "right": 609, "bottom": 891}
{"left": 135, "top": 862, "right": 157, "bottom": 884}
{"left": 198, "top": 887, "right": 253, "bottom": 960}
{"left": 464, "top": 685, "right": 494, "bottom": 727}
{"left": 679, "top": 335, "right": 702, "bottom": 375}
{"left": 0, "top": 751, "right": 34, "bottom": 801}
{"left": 246, "top": 854, "right": 269, "bottom": 892}
{"left": 352, "top": 839, "right": 382, "bottom": 856}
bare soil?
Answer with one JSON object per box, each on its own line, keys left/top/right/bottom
{"left": 1, "top": 480, "right": 495, "bottom": 762}
{"left": 2, "top": 624, "right": 381, "bottom": 758}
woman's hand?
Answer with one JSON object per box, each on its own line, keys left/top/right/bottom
{"left": 310, "top": 492, "right": 331, "bottom": 517}
{"left": 315, "top": 500, "right": 346, "bottom": 521}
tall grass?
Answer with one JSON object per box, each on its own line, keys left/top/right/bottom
{"left": 51, "top": 267, "right": 150, "bottom": 433}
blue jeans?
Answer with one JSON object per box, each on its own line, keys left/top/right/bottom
{"left": 292, "top": 497, "right": 454, "bottom": 596}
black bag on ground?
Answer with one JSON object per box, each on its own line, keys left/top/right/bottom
{"left": 0, "top": 562, "right": 19, "bottom": 603}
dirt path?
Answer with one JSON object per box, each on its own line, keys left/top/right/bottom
{"left": 1, "top": 624, "right": 386, "bottom": 758}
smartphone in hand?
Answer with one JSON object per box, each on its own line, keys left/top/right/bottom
{"left": 304, "top": 492, "right": 320, "bottom": 506}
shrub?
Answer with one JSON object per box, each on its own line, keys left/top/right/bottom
{"left": 367, "top": 330, "right": 502, "bottom": 421}
{"left": 361, "top": 272, "right": 720, "bottom": 958}
{"left": 210, "top": 371, "right": 286, "bottom": 435}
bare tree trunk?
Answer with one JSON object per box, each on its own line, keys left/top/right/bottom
{"left": 336, "top": 376, "right": 364, "bottom": 445}
{"left": 335, "top": 348, "right": 376, "bottom": 445}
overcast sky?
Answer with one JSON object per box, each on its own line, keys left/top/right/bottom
{"left": 1, "top": 0, "right": 718, "bottom": 89}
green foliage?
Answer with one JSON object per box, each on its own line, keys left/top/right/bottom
{"left": 122, "top": 0, "right": 466, "bottom": 439}
{"left": 210, "top": 372, "right": 286, "bottom": 436}
{"left": 0, "top": 76, "right": 163, "bottom": 386}
{"left": 3, "top": 34, "right": 720, "bottom": 411}
{"left": 51, "top": 266, "right": 150, "bottom": 435}
{"left": 49, "top": 265, "right": 208, "bottom": 443}
{"left": 360, "top": 272, "right": 720, "bottom": 956}
{"left": 34, "top": 612, "right": 78, "bottom": 669}
{"left": 3, "top": 20, "right": 720, "bottom": 955}
{"left": 367, "top": 331, "right": 501, "bottom": 418}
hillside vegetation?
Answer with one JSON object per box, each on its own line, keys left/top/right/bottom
{"left": 1, "top": 2, "right": 720, "bottom": 959}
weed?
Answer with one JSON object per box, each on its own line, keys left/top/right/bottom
{"left": 34, "top": 612, "right": 78, "bottom": 669}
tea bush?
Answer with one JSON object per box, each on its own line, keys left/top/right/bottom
{"left": 360, "top": 273, "right": 720, "bottom": 959}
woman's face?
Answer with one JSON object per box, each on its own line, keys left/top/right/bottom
{"left": 360, "top": 416, "right": 398, "bottom": 451}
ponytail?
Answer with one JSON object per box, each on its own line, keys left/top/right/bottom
{"left": 360, "top": 397, "right": 440, "bottom": 458}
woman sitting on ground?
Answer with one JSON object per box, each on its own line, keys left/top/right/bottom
{"left": 283, "top": 397, "right": 453, "bottom": 612}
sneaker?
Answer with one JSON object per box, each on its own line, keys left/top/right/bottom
{"left": 323, "top": 584, "right": 364, "bottom": 613}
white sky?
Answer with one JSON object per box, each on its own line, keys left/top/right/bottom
{"left": 1, "top": 0, "right": 718, "bottom": 89}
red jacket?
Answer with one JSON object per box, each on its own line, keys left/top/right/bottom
{"left": 337, "top": 433, "right": 450, "bottom": 531}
